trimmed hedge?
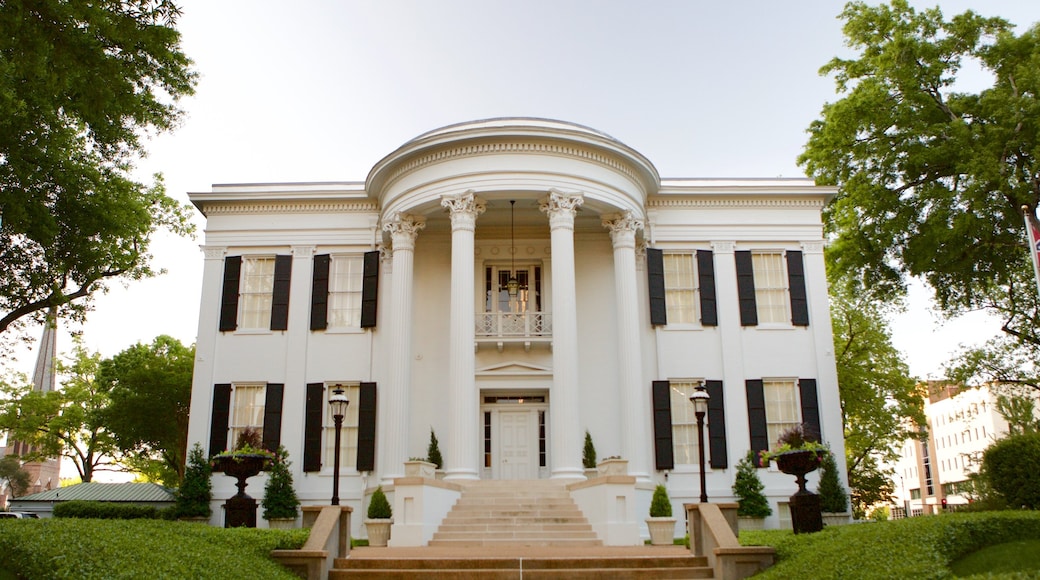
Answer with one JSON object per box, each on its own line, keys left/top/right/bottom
{"left": 53, "top": 500, "right": 172, "bottom": 520}
{"left": 0, "top": 518, "right": 308, "bottom": 579}
{"left": 742, "top": 511, "right": 1040, "bottom": 579}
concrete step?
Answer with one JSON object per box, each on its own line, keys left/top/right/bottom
{"left": 436, "top": 523, "right": 595, "bottom": 532}
{"left": 331, "top": 553, "right": 713, "bottom": 578}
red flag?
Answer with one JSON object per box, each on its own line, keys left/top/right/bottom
{"left": 1024, "top": 206, "right": 1040, "bottom": 295}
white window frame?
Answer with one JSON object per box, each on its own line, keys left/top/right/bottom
{"left": 663, "top": 253, "right": 699, "bottom": 326}
{"left": 763, "top": 378, "right": 800, "bottom": 451}
{"left": 669, "top": 380, "right": 704, "bottom": 466}
{"left": 229, "top": 382, "right": 266, "bottom": 449}
{"left": 238, "top": 256, "right": 276, "bottom": 330}
{"left": 752, "top": 252, "right": 790, "bottom": 325}
{"left": 327, "top": 255, "right": 364, "bottom": 329}
{"left": 323, "top": 383, "right": 360, "bottom": 473}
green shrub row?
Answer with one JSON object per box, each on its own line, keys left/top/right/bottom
{"left": 53, "top": 500, "right": 176, "bottom": 520}
{"left": 742, "top": 511, "right": 1040, "bottom": 579}
{"left": 0, "top": 518, "right": 308, "bottom": 579}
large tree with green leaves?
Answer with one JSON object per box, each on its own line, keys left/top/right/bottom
{"left": 831, "top": 281, "right": 926, "bottom": 518}
{"left": 0, "top": 341, "right": 120, "bottom": 482}
{"left": 800, "top": 1, "right": 1040, "bottom": 389}
{"left": 0, "top": 1, "right": 197, "bottom": 342}
{"left": 96, "top": 335, "right": 194, "bottom": 486}
{"left": 0, "top": 455, "right": 31, "bottom": 498}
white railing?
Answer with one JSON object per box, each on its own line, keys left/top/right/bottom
{"left": 476, "top": 312, "right": 552, "bottom": 337}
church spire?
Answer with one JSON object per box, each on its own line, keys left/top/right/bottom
{"left": 31, "top": 308, "right": 58, "bottom": 394}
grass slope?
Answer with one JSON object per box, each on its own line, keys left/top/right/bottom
{"left": 741, "top": 512, "right": 1040, "bottom": 579}
{"left": 950, "top": 539, "right": 1040, "bottom": 577}
{"left": 0, "top": 519, "right": 308, "bottom": 579}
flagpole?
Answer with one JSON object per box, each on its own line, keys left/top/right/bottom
{"left": 1022, "top": 205, "right": 1040, "bottom": 296}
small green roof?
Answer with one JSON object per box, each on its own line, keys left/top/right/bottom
{"left": 13, "top": 482, "right": 174, "bottom": 503}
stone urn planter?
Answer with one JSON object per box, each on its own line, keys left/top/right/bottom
{"left": 212, "top": 453, "right": 271, "bottom": 528}
{"left": 646, "top": 517, "right": 676, "bottom": 545}
{"left": 404, "top": 460, "right": 436, "bottom": 478}
{"left": 365, "top": 518, "right": 393, "bottom": 547}
{"left": 596, "top": 458, "right": 628, "bottom": 476}
{"left": 775, "top": 449, "right": 824, "bottom": 534}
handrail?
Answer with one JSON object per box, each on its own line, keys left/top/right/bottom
{"left": 271, "top": 505, "right": 351, "bottom": 580}
{"left": 476, "top": 312, "right": 552, "bottom": 337}
{"left": 685, "top": 502, "right": 774, "bottom": 580}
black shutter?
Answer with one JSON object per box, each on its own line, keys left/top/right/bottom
{"left": 262, "top": 383, "right": 284, "bottom": 451}
{"left": 647, "top": 248, "right": 667, "bottom": 326}
{"left": 219, "top": 257, "right": 241, "bottom": 331}
{"left": 745, "top": 379, "right": 769, "bottom": 464}
{"left": 360, "top": 250, "right": 380, "bottom": 328}
{"left": 303, "top": 383, "right": 324, "bottom": 472}
{"left": 697, "top": 250, "right": 718, "bottom": 326}
{"left": 270, "top": 255, "right": 292, "bottom": 331}
{"left": 799, "top": 378, "right": 822, "bottom": 442}
{"left": 209, "top": 384, "right": 232, "bottom": 460}
{"left": 705, "top": 380, "right": 728, "bottom": 469}
{"left": 311, "top": 254, "right": 330, "bottom": 331}
{"left": 356, "top": 382, "right": 377, "bottom": 472}
{"left": 651, "top": 381, "right": 674, "bottom": 470}
{"left": 787, "top": 250, "right": 809, "bottom": 326}
{"left": 735, "top": 251, "right": 758, "bottom": 326}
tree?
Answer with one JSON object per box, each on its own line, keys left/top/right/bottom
{"left": 582, "top": 430, "right": 596, "bottom": 469}
{"left": 0, "top": 455, "right": 31, "bottom": 498}
{"left": 96, "top": 335, "right": 193, "bottom": 486}
{"left": 0, "top": 0, "right": 197, "bottom": 342}
{"left": 817, "top": 449, "right": 849, "bottom": 514}
{"left": 174, "top": 442, "right": 211, "bottom": 519}
{"left": 799, "top": 1, "right": 1040, "bottom": 389}
{"left": 0, "top": 341, "right": 119, "bottom": 482}
{"left": 732, "top": 451, "right": 772, "bottom": 518}
{"left": 426, "top": 428, "right": 443, "bottom": 470}
{"left": 983, "top": 431, "right": 1040, "bottom": 509}
{"left": 830, "top": 281, "right": 925, "bottom": 518}
{"left": 261, "top": 446, "right": 300, "bottom": 521}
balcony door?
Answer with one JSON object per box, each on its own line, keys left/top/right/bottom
{"left": 485, "top": 265, "right": 541, "bottom": 314}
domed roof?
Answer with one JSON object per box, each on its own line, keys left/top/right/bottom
{"left": 405, "top": 117, "right": 622, "bottom": 145}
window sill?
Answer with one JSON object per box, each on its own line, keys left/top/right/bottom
{"left": 232, "top": 329, "right": 276, "bottom": 336}
{"left": 747, "top": 323, "right": 797, "bottom": 331}
{"left": 660, "top": 324, "right": 704, "bottom": 331}
{"left": 322, "top": 327, "right": 367, "bottom": 335}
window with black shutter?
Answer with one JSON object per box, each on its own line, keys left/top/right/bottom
{"left": 697, "top": 250, "right": 718, "bottom": 326}
{"left": 270, "top": 256, "right": 292, "bottom": 331}
{"left": 360, "top": 251, "right": 380, "bottom": 328}
{"left": 787, "top": 250, "right": 809, "bottom": 326}
{"left": 647, "top": 248, "right": 667, "bottom": 326}
{"left": 799, "top": 378, "right": 821, "bottom": 440}
{"left": 735, "top": 251, "right": 758, "bottom": 326}
{"left": 705, "top": 380, "right": 727, "bottom": 468}
{"left": 745, "top": 379, "right": 768, "bottom": 463}
{"left": 356, "top": 383, "right": 377, "bottom": 472}
{"left": 651, "top": 381, "right": 674, "bottom": 470}
{"left": 262, "top": 384, "right": 284, "bottom": 451}
{"left": 219, "top": 257, "right": 242, "bottom": 331}
{"left": 310, "top": 255, "right": 330, "bottom": 331}
{"left": 209, "top": 384, "right": 232, "bottom": 468}
{"left": 303, "top": 383, "right": 324, "bottom": 472}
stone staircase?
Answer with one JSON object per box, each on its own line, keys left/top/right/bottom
{"left": 429, "top": 479, "right": 600, "bottom": 547}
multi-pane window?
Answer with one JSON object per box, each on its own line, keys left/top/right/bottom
{"left": 764, "top": 379, "right": 799, "bottom": 450}
{"left": 230, "top": 383, "right": 266, "bottom": 448}
{"left": 752, "top": 252, "right": 790, "bottom": 324}
{"left": 669, "top": 381, "right": 702, "bottom": 465}
{"left": 329, "top": 256, "right": 363, "bottom": 328}
{"left": 324, "top": 384, "right": 360, "bottom": 471}
{"left": 663, "top": 253, "right": 698, "bottom": 324}
{"left": 239, "top": 258, "right": 276, "bottom": 329}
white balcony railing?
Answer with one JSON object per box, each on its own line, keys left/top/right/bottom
{"left": 476, "top": 312, "right": 552, "bottom": 338}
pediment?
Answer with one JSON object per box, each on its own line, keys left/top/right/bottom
{"left": 475, "top": 361, "right": 552, "bottom": 377}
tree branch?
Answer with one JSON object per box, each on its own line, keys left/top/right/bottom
{"left": 0, "top": 268, "right": 126, "bottom": 333}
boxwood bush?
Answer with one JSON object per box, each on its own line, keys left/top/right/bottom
{"left": 0, "top": 518, "right": 308, "bottom": 579}
{"left": 742, "top": 511, "right": 1040, "bottom": 579}
{"left": 53, "top": 500, "right": 172, "bottom": 520}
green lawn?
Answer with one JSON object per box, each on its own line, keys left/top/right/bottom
{"left": 950, "top": 539, "right": 1040, "bottom": 577}
{"left": 740, "top": 511, "right": 1040, "bottom": 579}
{"left": 0, "top": 519, "right": 308, "bottom": 579}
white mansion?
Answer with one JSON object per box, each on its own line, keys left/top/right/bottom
{"left": 185, "top": 118, "right": 846, "bottom": 539}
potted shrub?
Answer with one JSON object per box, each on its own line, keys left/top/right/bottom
{"left": 427, "top": 428, "right": 443, "bottom": 472}
{"left": 583, "top": 430, "right": 597, "bottom": 477}
{"left": 365, "top": 486, "right": 393, "bottom": 547}
{"left": 175, "top": 443, "right": 212, "bottom": 523}
{"left": 262, "top": 446, "right": 300, "bottom": 529}
{"left": 211, "top": 427, "right": 275, "bottom": 480}
{"left": 646, "top": 484, "right": 676, "bottom": 545}
{"left": 818, "top": 448, "right": 851, "bottom": 526}
{"left": 733, "top": 450, "right": 771, "bottom": 532}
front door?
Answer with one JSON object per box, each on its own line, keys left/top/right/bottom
{"left": 498, "top": 410, "right": 537, "bottom": 479}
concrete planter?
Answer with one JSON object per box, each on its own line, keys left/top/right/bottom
{"left": 822, "top": 512, "right": 852, "bottom": 527}
{"left": 267, "top": 517, "right": 296, "bottom": 530}
{"left": 366, "top": 518, "right": 393, "bottom": 547}
{"left": 646, "top": 517, "right": 676, "bottom": 546}
{"left": 738, "top": 516, "right": 766, "bottom": 532}
{"left": 596, "top": 458, "right": 628, "bottom": 476}
{"left": 404, "top": 460, "right": 436, "bottom": 478}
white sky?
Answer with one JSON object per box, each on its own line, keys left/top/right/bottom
{"left": 7, "top": 0, "right": 1040, "bottom": 381}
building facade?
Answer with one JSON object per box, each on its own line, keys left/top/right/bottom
{"left": 184, "top": 118, "right": 846, "bottom": 536}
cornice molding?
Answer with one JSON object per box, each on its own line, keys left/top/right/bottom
{"left": 200, "top": 201, "right": 379, "bottom": 215}
{"left": 647, "top": 198, "right": 826, "bottom": 209}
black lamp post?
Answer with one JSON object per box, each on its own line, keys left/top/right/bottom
{"left": 329, "top": 386, "right": 349, "bottom": 506}
{"left": 690, "top": 382, "right": 710, "bottom": 503}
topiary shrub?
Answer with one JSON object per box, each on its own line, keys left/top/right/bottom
{"left": 262, "top": 446, "right": 300, "bottom": 520}
{"left": 583, "top": 430, "right": 597, "bottom": 469}
{"left": 818, "top": 448, "right": 849, "bottom": 513}
{"left": 649, "top": 484, "right": 672, "bottom": 517}
{"left": 427, "top": 428, "right": 443, "bottom": 470}
{"left": 983, "top": 431, "right": 1040, "bottom": 509}
{"left": 733, "top": 451, "right": 772, "bottom": 517}
{"left": 175, "top": 442, "right": 212, "bottom": 518}
{"left": 367, "top": 486, "right": 392, "bottom": 519}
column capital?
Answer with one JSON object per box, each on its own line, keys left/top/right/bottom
{"left": 200, "top": 245, "right": 227, "bottom": 260}
{"left": 292, "top": 245, "right": 316, "bottom": 258}
{"left": 711, "top": 241, "right": 737, "bottom": 255}
{"left": 441, "top": 191, "right": 486, "bottom": 231}
{"left": 602, "top": 211, "right": 644, "bottom": 249}
{"left": 539, "top": 189, "right": 584, "bottom": 230}
{"left": 801, "top": 241, "right": 825, "bottom": 255}
{"left": 382, "top": 213, "right": 426, "bottom": 251}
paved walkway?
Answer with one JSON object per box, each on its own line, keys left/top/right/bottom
{"left": 346, "top": 545, "right": 693, "bottom": 559}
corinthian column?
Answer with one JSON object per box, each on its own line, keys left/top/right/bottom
{"left": 540, "top": 189, "right": 585, "bottom": 481}
{"left": 380, "top": 212, "right": 425, "bottom": 484}
{"left": 602, "top": 212, "right": 650, "bottom": 482}
{"left": 440, "top": 191, "right": 486, "bottom": 481}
